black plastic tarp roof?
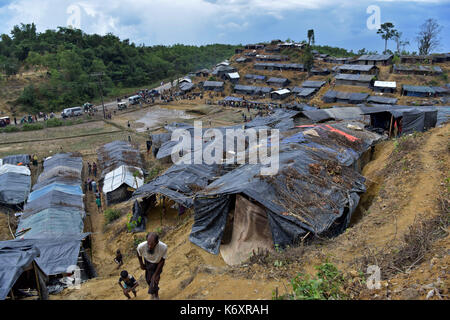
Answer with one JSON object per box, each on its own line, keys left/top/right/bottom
{"left": 133, "top": 164, "right": 221, "bottom": 208}
{"left": 0, "top": 234, "right": 88, "bottom": 277}
{"left": 190, "top": 123, "right": 381, "bottom": 254}
{"left": 0, "top": 172, "right": 31, "bottom": 205}
{"left": 0, "top": 242, "right": 40, "bottom": 300}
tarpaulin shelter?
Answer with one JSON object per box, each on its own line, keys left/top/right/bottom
{"left": 98, "top": 140, "right": 143, "bottom": 178}
{"left": 1, "top": 154, "right": 30, "bottom": 166}
{"left": 102, "top": 165, "right": 144, "bottom": 205}
{"left": 0, "top": 242, "right": 46, "bottom": 300}
{"left": 22, "top": 189, "right": 84, "bottom": 219}
{"left": 133, "top": 164, "right": 221, "bottom": 208}
{"left": 16, "top": 208, "right": 84, "bottom": 239}
{"left": 0, "top": 164, "right": 31, "bottom": 205}
{"left": 27, "top": 183, "right": 82, "bottom": 202}
{"left": 189, "top": 123, "right": 382, "bottom": 260}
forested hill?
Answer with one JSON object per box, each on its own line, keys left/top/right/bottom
{"left": 0, "top": 23, "right": 238, "bottom": 113}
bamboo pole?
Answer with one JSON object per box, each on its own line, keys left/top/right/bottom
{"left": 388, "top": 115, "right": 394, "bottom": 138}
{"left": 32, "top": 261, "right": 42, "bottom": 300}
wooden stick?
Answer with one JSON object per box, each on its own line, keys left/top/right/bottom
{"left": 32, "top": 261, "right": 42, "bottom": 300}
{"left": 388, "top": 115, "right": 394, "bottom": 138}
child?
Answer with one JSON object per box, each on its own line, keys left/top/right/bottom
{"left": 118, "top": 270, "right": 138, "bottom": 299}
{"left": 114, "top": 249, "right": 123, "bottom": 269}
{"left": 96, "top": 197, "right": 102, "bottom": 213}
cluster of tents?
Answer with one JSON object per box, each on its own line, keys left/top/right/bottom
{"left": 133, "top": 109, "right": 383, "bottom": 265}
{"left": 0, "top": 153, "right": 93, "bottom": 300}
{"left": 97, "top": 141, "right": 144, "bottom": 205}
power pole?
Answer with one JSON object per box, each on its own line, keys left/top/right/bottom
{"left": 90, "top": 72, "right": 106, "bottom": 119}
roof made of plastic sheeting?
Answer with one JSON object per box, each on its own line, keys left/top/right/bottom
{"left": 103, "top": 165, "right": 144, "bottom": 194}
{"left": 37, "top": 166, "right": 82, "bottom": 184}
{"left": 190, "top": 124, "right": 382, "bottom": 254}
{"left": 0, "top": 172, "right": 31, "bottom": 205}
{"left": 335, "top": 74, "right": 375, "bottom": 82}
{"left": 27, "top": 183, "right": 83, "bottom": 202}
{"left": 301, "top": 80, "right": 326, "bottom": 88}
{"left": 22, "top": 190, "right": 84, "bottom": 219}
{"left": 0, "top": 164, "right": 31, "bottom": 176}
{"left": 98, "top": 140, "right": 143, "bottom": 176}
{"left": 1, "top": 154, "right": 30, "bottom": 166}
{"left": 302, "top": 106, "right": 367, "bottom": 122}
{"left": 0, "top": 242, "right": 40, "bottom": 300}
{"left": 32, "top": 175, "right": 82, "bottom": 191}
{"left": 357, "top": 54, "right": 393, "bottom": 61}
{"left": 367, "top": 96, "right": 398, "bottom": 104}
{"left": 0, "top": 235, "right": 89, "bottom": 276}
{"left": 16, "top": 208, "right": 84, "bottom": 239}
{"left": 43, "top": 153, "right": 83, "bottom": 172}
{"left": 133, "top": 164, "right": 221, "bottom": 208}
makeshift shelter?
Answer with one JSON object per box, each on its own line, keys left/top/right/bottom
{"left": 102, "top": 165, "right": 144, "bottom": 205}
{"left": 235, "top": 57, "right": 249, "bottom": 63}
{"left": 322, "top": 90, "right": 369, "bottom": 104}
{"left": 324, "top": 56, "right": 354, "bottom": 64}
{"left": 189, "top": 123, "right": 382, "bottom": 261}
{"left": 270, "top": 89, "right": 291, "bottom": 100}
{"left": 195, "top": 69, "right": 210, "bottom": 77}
{"left": 393, "top": 64, "right": 443, "bottom": 75}
{"left": 1, "top": 154, "right": 30, "bottom": 166}
{"left": 97, "top": 141, "right": 143, "bottom": 178}
{"left": 402, "top": 85, "right": 435, "bottom": 97}
{"left": 0, "top": 242, "right": 47, "bottom": 300}
{"left": 202, "top": 81, "right": 224, "bottom": 92}
{"left": 234, "top": 85, "right": 273, "bottom": 96}
{"left": 245, "top": 74, "right": 266, "bottom": 83}
{"left": 400, "top": 55, "right": 433, "bottom": 64}
{"left": 362, "top": 106, "right": 438, "bottom": 137}
{"left": 337, "top": 64, "right": 379, "bottom": 75}
{"left": 212, "top": 66, "right": 236, "bottom": 78}
{"left": 0, "top": 164, "right": 31, "bottom": 206}
{"left": 367, "top": 96, "right": 398, "bottom": 105}
{"left": 310, "top": 68, "right": 330, "bottom": 75}
{"left": 226, "top": 72, "right": 240, "bottom": 84}
{"left": 373, "top": 81, "right": 396, "bottom": 93}
{"left": 267, "top": 77, "right": 290, "bottom": 87}
{"left": 179, "top": 82, "right": 195, "bottom": 92}
{"left": 301, "top": 80, "right": 326, "bottom": 89}
{"left": 356, "top": 54, "right": 393, "bottom": 66}
{"left": 335, "top": 74, "right": 374, "bottom": 87}
{"left": 292, "top": 87, "right": 317, "bottom": 99}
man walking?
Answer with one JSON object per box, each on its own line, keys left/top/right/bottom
{"left": 93, "top": 162, "right": 97, "bottom": 177}
{"left": 137, "top": 232, "right": 167, "bottom": 300}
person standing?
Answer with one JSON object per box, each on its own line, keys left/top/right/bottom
{"left": 96, "top": 196, "right": 102, "bottom": 213}
{"left": 93, "top": 162, "right": 97, "bottom": 177}
{"left": 136, "top": 232, "right": 167, "bottom": 300}
{"left": 88, "top": 178, "right": 92, "bottom": 191}
{"left": 87, "top": 162, "right": 92, "bottom": 176}
{"left": 92, "top": 180, "right": 97, "bottom": 193}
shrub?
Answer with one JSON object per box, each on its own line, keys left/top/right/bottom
{"left": 45, "top": 117, "right": 63, "bottom": 127}
{"left": 104, "top": 208, "right": 121, "bottom": 223}
{"left": 2, "top": 125, "right": 20, "bottom": 133}
{"left": 22, "top": 123, "right": 44, "bottom": 131}
{"left": 275, "top": 262, "right": 346, "bottom": 300}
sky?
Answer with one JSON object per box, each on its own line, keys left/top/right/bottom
{"left": 0, "top": 0, "right": 448, "bottom": 53}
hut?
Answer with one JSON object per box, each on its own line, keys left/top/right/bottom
{"left": 392, "top": 64, "right": 443, "bottom": 76}
{"left": 203, "top": 81, "right": 225, "bottom": 92}
{"left": 401, "top": 85, "right": 435, "bottom": 97}
{"left": 245, "top": 74, "right": 266, "bottom": 83}
{"left": 334, "top": 74, "right": 374, "bottom": 87}
{"left": 267, "top": 77, "right": 290, "bottom": 87}
{"left": 336, "top": 64, "right": 379, "bottom": 75}
{"left": 367, "top": 96, "right": 398, "bottom": 105}
{"left": 301, "top": 80, "right": 326, "bottom": 89}
{"left": 356, "top": 54, "right": 393, "bottom": 66}
{"left": 226, "top": 72, "right": 240, "bottom": 84}
{"left": 102, "top": 166, "right": 144, "bottom": 205}
{"left": 373, "top": 81, "right": 396, "bottom": 93}
{"left": 270, "top": 89, "right": 291, "bottom": 100}
{"left": 292, "top": 87, "right": 317, "bottom": 99}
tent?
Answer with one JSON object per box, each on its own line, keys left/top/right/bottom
{"left": 0, "top": 242, "right": 46, "bottom": 300}
{"left": 1, "top": 154, "right": 30, "bottom": 166}
{"left": 190, "top": 123, "right": 382, "bottom": 258}
{"left": 102, "top": 165, "right": 144, "bottom": 205}
{"left": 0, "top": 164, "right": 31, "bottom": 205}
{"left": 98, "top": 140, "right": 143, "bottom": 178}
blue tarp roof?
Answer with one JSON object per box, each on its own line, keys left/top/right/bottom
{"left": 27, "top": 183, "right": 83, "bottom": 202}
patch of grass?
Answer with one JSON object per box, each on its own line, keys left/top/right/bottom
{"left": 22, "top": 122, "right": 44, "bottom": 131}
{"left": 45, "top": 117, "right": 64, "bottom": 127}
{"left": 275, "top": 262, "right": 346, "bottom": 300}
{"left": 104, "top": 208, "right": 121, "bottom": 223}
{"left": 0, "top": 125, "right": 20, "bottom": 133}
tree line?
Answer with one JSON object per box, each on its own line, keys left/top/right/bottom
{"left": 0, "top": 24, "right": 238, "bottom": 114}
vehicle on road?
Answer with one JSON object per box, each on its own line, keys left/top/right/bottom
{"left": 61, "top": 107, "right": 83, "bottom": 118}
{"left": 128, "top": 95, "right": 142, "bottom": 105}
{"left": 0, "top": 116, "right": 10, "bottom": 127}
{"left": 83, "top": 102, "right": 94, "bottom": 112}
{"left": 118, "top": 102, "right": 127, "bottom": 110}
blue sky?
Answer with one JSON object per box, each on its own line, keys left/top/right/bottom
{"left": 0, "top": 0, "right": 448, "bottom": 53}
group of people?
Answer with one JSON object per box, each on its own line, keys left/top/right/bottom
{"left": 115, "top": 232, "right": 168, "bottom": 300}
{"left": 84, "top": 161, "right": 102, "bottom": 212}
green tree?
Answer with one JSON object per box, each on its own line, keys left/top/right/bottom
{"left": 377, "top": 22, "right": 397, "bottom": 54}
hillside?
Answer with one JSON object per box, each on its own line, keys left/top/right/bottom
{"left": 0, "top": 23, "right": 238, "bottom": 116}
